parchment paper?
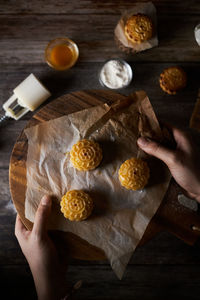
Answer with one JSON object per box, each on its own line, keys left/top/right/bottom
{"left": 114, "top": 2, "right": 158, "bottom": 53}
{"left": 24, "top": 91, "right": 171, "bottom": 279}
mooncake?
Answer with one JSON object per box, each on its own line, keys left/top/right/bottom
{"left": 159, "top": 66, "right": 187, "bottom": 95}
{"left": 118, "top": 157, "right": 150, "bottom": 190}
{"left": 124, "top": 14, "right": 153, "bottom": 44}
{"left": 70, "top": 139, "right": 102, "bottom": 171}
{"left": 60, "top": 190, "right": 94, "bottom": 221}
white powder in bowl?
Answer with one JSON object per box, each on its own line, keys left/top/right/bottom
{"left": 100, "top": 59, "right": 132, "bottom": 89}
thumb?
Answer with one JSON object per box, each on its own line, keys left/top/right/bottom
{"left": 32, "top": 195, "right": 52, "bottom": 238}
{"left": 137, "top": 137, "right": 176, "bottom": 166}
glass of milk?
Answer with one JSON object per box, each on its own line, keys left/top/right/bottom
{"left": 194, "top": 24, "right": 200, "bottom": 46}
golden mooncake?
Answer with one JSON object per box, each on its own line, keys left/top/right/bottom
{"left": 60, "top": 190, "right": 94, "bottom": 221}
{"left": 159, "top": 66, "right": 187, "bottom": 95}
{"left": 124, "top": 14, "right": 153, "bottom": 44}
{"left": 70, "top": 139, "right": 102, "bottom": 171}
{"left": 118, "top": 157, "right": 150, "bottom": 190}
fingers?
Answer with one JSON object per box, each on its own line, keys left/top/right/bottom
{"left": 15, "top": 214, "right": 27, "bottom": 238}
{"left": 137, "top": 137, "right": 175, "bottom": 166}
{"left": 32, "top": 195, "right": 52, "bottom": 238}
{"left": 172, "top": 127, "right": 193, "bottom": 152}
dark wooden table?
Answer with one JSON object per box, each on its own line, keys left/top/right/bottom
{"left": 1, "top": 1, "right": 200, "bottom": 299}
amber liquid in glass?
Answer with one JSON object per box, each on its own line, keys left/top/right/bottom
{"left": 50, "top": 44, "right": 75, "bottom": 69}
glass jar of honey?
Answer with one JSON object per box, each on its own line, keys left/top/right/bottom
{"left": 45, "top": 37, "right": 79, "bottom": 70}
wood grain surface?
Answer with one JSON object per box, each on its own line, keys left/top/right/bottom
{"left": 1, "top": 0, "right": 200, "bottom": 299}
{"left": 9, "top": 89, "right": 200, "bottom": 261}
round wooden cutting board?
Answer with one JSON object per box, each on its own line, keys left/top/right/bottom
{"left": 9, "top": 90, "right": 200, "bottom": 261}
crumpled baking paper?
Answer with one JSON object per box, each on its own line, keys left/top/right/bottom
{"left": 24, "top": 91, "right": 171, "bottom": 279}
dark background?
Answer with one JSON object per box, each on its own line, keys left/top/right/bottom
{"left": 1, "top": 1, "right": 200, "bottom": 299}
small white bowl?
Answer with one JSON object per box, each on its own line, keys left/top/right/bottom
{"left": 99, "top": 58, "right": 133, "bottom": 90}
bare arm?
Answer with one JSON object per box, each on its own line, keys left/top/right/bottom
{"left": 15, "top": 196, "right": 68, "bottom": 300}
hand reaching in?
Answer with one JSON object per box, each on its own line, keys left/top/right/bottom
{"left": 137, "top": 127, "right": 200, "bottom": 202}
{"left": 15, "top": 195, "right": 68, "bottom": 300}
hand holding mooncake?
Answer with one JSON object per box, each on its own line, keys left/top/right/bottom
{"left": 118, "top": 157, "right": 150, "bottom": 190}
{"left": 60, "top": 190, "right": 93, "bottom": 221}
{"left": 70, "top": 139, "right": 102, "bottom": 171}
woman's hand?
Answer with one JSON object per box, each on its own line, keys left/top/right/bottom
{"left": 15, "top": 195, "right": 68, "bottom": 300}
{"left": 137, "top": 127, "right": 200, "bottom": 202}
